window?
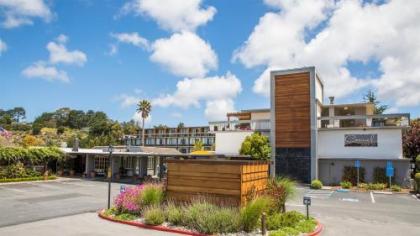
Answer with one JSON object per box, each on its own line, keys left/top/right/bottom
{"left": 94, "top": 156, "right": 109, "bottom": 172}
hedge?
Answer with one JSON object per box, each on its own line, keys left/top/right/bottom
{"left": 0, "top": 175, "right": 57, "bottom": 183}
{"left": 0, "top": 147, "right": 64, "bottom": 164}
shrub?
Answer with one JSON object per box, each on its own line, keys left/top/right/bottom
{"left": 367, "top": 183, "right": 386, "bottom": 190}
{"left": 340, "top": 181, "right": 352, "bottom": 189}
{"left": 240, "top": 196, "right": 274, "bottom": 232}
{"left": 3, "top": 162, "right": 28, "bottom": 178}
{"left": 114, "top": 185, "right": 144, "bottom": 214}
{"left": 183, "top": 200, "right": 240, "bottom": 234}
{"left": 144, "top": 206, "right": 165, "bottom": 225}
{"left": 0, "top": 175, "right": 56, "bottom": 183}
{"left": 165, "top": 202, "right": 183, "bottom": 225}
{"left": 266, "top": 211, "right": 306, "bottom": 230}
{"left": 266, "top": 177, "right": 296, "bottom": 213}
{"left": 141, "top": 184, "right": 164, "bottom": 206}
{"left": 391, "top": 184, "right": 401, "bottom": 192}
{"left": 115, "top": 213, "right": 137, "bottom": 221}
{"left": 269, "top": 227, "right": 300, "bottom": 236}
{"left": 295, "top": 218, "right": 317, "bottom": 233}
{"left": 358, "top": 183, "right": 368, "bottom": 190}
{"left": 342, "top": 166, "right": 365, "bottom": 185}
{"left": 415, "top": 172, "right": 420, "bottom": 193}
{"left": 310, "top": 179, "right": 322, "bottom": 189}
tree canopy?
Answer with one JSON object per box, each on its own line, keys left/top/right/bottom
{"left": 363, "top": 90, "right": 388, "bottom": 114}
{"left": 239, "top": 132, "right": 271, "bottom": 160}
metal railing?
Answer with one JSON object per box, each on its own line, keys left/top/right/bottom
{"left": 318, "top": 113, "right": 410, "bottom": 129}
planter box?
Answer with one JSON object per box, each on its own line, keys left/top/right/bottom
{"left": 166, "top": 159, "right": 269, "bottom": 206}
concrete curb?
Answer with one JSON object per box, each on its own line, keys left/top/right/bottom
{"left": 98, "top": 209, "right": 324, "bottom": 236}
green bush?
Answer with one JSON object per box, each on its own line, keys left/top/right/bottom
{"left": 114, "top": 213, "right": 137, "bottom": 221}
{"left": 415, "top": 172, "right": 420, "bottom": 193}
{"left": 295, "top": 218, "right": 317, "bottom": 233}
{"left": 342, "top": 166, "right": 365, "bottom": 185}
{"left": 358, "top": 183, "right": 368, "bottom": 190}
{"left": 240, "top": 196, "right": 273, "bottom": 232}
{"left": 310, "top": 179, "right": 322, "bottom": 189}
{"left": 144, "top": 206, "right": 165, "bottom": 225}
{"left": 269, "top": 226, "right": 300, "bottom": 236}
{"left": 266, "top": 211, "right": 306, "bottom": 230}
{"left": 141, "top": 184, "right": 164, "bottom": 206}
{"left": 266, "top": 177, "right": 296, "bottom": 213}
{"left": 0, "top": 176, "right": 56, "bottom": 183}
{"left": 239, "top": 132, "right": 271, "bottom": 160}
{"left": 165, "top": 203, "right": 183, "bottom": 225}
{"left": 367, "top": 183, "right": 386, "bottom": 190}
{"left": 183, "top": 200, "right": 240, "bottom": 234}
{"left": 340, "top": 181, "right": 352, "bottom": 189}
{"left": 390, "top": 185, "right": 401, "bottom": 192}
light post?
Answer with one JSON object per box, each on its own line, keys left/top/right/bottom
{"left": 107, "top": 145, "right": 114, "bottom": 209}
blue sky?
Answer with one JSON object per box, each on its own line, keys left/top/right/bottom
{"left": 1, "top": 0, "right": 419, "bottom": 127}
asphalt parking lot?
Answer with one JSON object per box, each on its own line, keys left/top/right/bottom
{"left": 0, "top": 179, "right": 419, "bottom": 235}
{"left": 288, "top": 187, "right": 420, "bottom": 236}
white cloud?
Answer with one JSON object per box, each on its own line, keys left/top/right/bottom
{"left": 234, "top": 0, "right": 420, "bottom": 109}
{"left": 152, "top": 72, "right": 242, "bottom": 121}
{"left": 0, "top": 0, "right": 52, "bottom": 28}
{"left": 0, "top": 38, "right": 6, "bottom": 55}
{"left": 111, "top": 32, "right": 149, "bottom": 50}
{"left": 22, "top": 61, "right": 69, "bottom": 82}
{"left": 120, "top": 0, "right": 216, "bottom": 32}
{"left": 132, "top": 111, "right": 152, "bottom": 125}
{"left": 151, "top": 31, "right": 217, "bottom": 78}
{"left": 47, "top": 35, "right": 87, "bottom": 66}
{"left": 233, "top": 0, "right": 420, "bottom": 109}
{"left": 22, "top": 35, "right": 87, "bottom": 82}
{"left": 116, "top": 94, "right": 139, "bottom": 108}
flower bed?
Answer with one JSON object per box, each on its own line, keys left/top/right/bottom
{"left": 99, "top": 179, "right": 323, "bottom": 236}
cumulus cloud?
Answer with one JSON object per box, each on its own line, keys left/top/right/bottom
{"left": 111, "top": 32, "right": 150, "bottom": 50}
{"left": 0, "top": 0, "right": 52, "bottom": 28}
{"left": 116, "top": 94, "right": 140, "bottom": 108}
{"left": 22, "top": 34, "right": 87, "bottom": 82}
{"left": 151, "top": 31, "right": 217, "bottom": 78}
{"left": 47, "top": 34, "right": 87, "bottom": 66}
{"left": 22, "top": 61, "right": 69, "bottom": 82}
{"left": 132, "top": 111, "right": 152, "bottom": 125}
{"left": 152, "top": 72, "right": 242, "bottom": 121}
{"left": 234, "top": 0, "right": 420, "bottom": 109}
{"left": 119, "top": 0, "right": 216, "bottom": 32}
{"left": 0, "top": 38, "right": 6, "bottom": 55}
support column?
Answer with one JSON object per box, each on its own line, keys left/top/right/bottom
{"left": 85, "top": 154, "right": 94, "bottom": 176}
{"left": 138, "top": 157, "right": 148, "bottom": 178}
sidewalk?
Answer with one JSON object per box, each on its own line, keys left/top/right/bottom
{"left": 0, "top": 212, "right": 175, "bottom": 236}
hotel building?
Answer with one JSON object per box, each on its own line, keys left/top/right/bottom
{"left": 212, "top": 67, "right": 411, "bottom": 185}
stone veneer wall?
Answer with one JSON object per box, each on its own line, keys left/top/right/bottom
{"left": 275, "top": 148, "right": 311, "bottom": 183}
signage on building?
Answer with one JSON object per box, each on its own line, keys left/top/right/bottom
{"left": 344, "top": 134, "right": 378, "bottom": 147}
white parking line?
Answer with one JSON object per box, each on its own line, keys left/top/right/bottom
{"left": 370, "top": 191, "right": 375, "bottom": 203}
{"left": 341, "top": 198, "right": 359, "bottom": 202}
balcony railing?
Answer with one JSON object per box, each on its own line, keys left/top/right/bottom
{"left": 209, "top": 119, "right": 270, "bottom": 132}
{"left": 318, "top": 113, "right": 410, "bottom": 129}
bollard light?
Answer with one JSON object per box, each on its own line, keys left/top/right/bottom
{"left": 303, "top": 196, "right": 311, "bottom": 220}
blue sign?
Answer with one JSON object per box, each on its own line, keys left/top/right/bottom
{"left": 386, "top": 167, "right": 394, "bottom": 177}
{"left": 355, "top": 160, "right": 361, "bottom": 168}
{"left": 120, "top": 185, "right": 126, "bottom": 193}
{"left": 386, "top": 161, "right": 393, "bottom": 169}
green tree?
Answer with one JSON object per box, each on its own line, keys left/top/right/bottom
{"left": 136, "top": 100, "right": 152, "bottom": 147}
{"left": 10, "top": 107, "right": 26, "bottom": 122}
{"left": 403, "top": 119, "right": 420, "bottom": 175}
{"left": 177, "top": 122, "right": 185, "bottom": 129}
{"left": 192, "top": 140, "right": 204, "bottom": 151}
{"left": 363, "top": 90, "right": 388, "bottom": 114}
{"left": 239, "top": 132, "right": 271, "bottom": 160}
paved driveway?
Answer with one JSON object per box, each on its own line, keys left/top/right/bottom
{"left": 0, "top": 178, "right": 128, "bottom": 227}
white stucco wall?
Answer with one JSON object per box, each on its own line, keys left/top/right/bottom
{"left": 251, "top": 112, "right": 270, "bottom": 120}
{"left": 215, "top": 131, "right": 254, "bottom": 155}
{"left": 318, "top": 128, "right": 403, "bottom": 159}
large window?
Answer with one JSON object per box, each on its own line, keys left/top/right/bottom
{"left": 94, "top": 156, "right": 109, "bottom": 173}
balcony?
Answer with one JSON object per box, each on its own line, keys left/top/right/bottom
{"left": 318, "top": 113, "right": 410, "bottom": 129}
{"left": 209, "top": 119, "right": 270, "bottom": 132}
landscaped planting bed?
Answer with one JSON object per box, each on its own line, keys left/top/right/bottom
{"left": 99, "top": 179, "right": 323, "bottom": 236}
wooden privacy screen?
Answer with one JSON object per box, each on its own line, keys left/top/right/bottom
{"left": 166, "top": 159, "right": 269, "bottom": 206}
{"left": 274, "top": 72, "right": 311, "bottom": 148}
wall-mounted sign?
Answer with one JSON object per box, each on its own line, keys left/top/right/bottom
{"left": 344, "top": 134, "right": 377, "bottom": 147}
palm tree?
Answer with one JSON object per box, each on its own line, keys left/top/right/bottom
{"left": 136, "top": 100, "right": 152, "bottom": 147}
